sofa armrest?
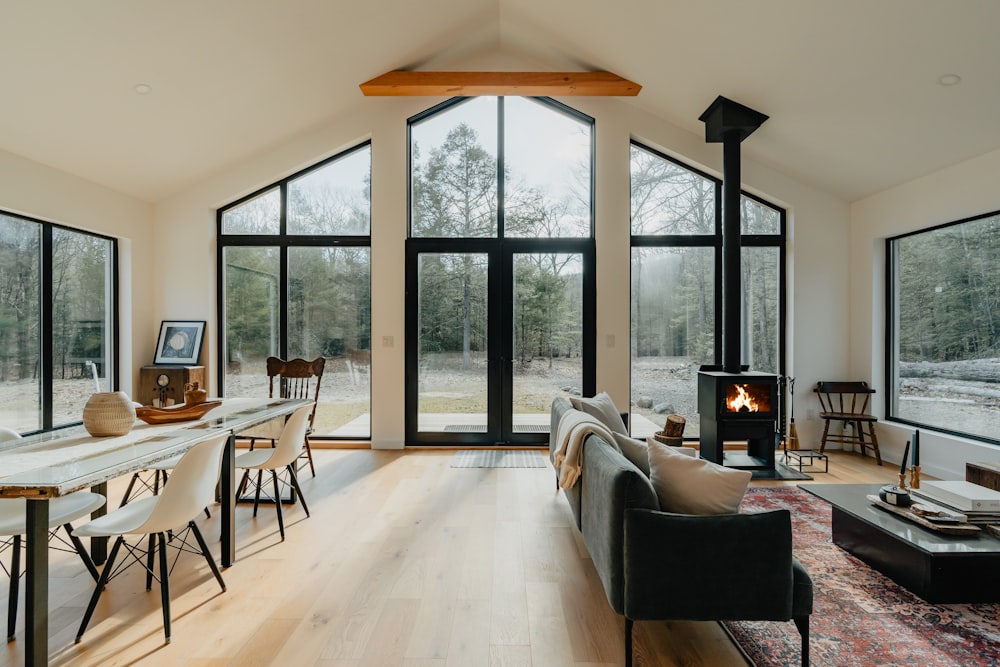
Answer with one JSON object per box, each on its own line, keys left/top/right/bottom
{"left": 623, "top": 508, "right": 798, "bottom": 622}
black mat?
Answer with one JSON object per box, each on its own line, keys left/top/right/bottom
{"left": 750, "top": 464, "right": 812, "bottom": 481}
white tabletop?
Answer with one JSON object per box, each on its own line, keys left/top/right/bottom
{"left": 0, "top": 397, "right": 309, "bottom": 498}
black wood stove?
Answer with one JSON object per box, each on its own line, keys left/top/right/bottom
{"left": 697, "top": 369, "right": 778, "bottom": 469}
{"left": 695, "top": 96, "right": 780, "bottom": 471}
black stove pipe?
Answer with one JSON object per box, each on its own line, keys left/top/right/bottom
{"left": 699, "top": 97, "right": 768, "bottom": 374}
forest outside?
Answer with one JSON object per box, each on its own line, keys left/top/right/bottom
{"left": 893, "top": 212, "right": 1000, "bottom": 441}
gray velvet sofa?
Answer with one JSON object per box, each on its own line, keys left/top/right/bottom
{"left": 549, "top": 396, "right": 812, "bottom": 667}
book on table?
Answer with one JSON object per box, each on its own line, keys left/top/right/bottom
{"left": 912, "top": 481, "right": 1000, "bottom": 513}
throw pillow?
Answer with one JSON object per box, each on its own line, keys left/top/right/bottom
{"left": 570, "top": 392, "right": 628, "bottom": 436}
{"left": 613, "top": 432, "right": 650, "bottom": 476}
{"left": 646, "top": 439, "right": 751, "bottom": 515}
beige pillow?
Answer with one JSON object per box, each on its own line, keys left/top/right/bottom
{"left": 612, "top": 432, "right": 650, "bottom": 476}
{"left": 646, "top": 439, "right": 751, "bottom": 515}
{"left": 570, "top": 392, "right": 628, "bottom": 436}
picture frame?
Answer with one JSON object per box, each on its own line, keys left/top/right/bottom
{"left": 154, "top": 320, "right": 206, "bottom": 365}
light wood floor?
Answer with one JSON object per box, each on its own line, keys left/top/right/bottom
{"left": 2, "top": 448, "right": 904, "bottom": 667}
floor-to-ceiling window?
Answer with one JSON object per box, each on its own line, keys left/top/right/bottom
{"left": 406, "top": 96, "right": 595, "bottom": 444}
{"left": 629, "top": 142, "right": 785, "bottom": 438}
{"left": 0, "top": 210, "right": 117, "bottom": 433}
{"left": 887, "top": 210, "right": 1000, "bottom": 444}
{"left": 217, "top": 143, "right": 372, "bottom": 439}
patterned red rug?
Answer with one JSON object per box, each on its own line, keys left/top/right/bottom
{"left": 724, "top": 485, "right": 1000, "bottom": 667}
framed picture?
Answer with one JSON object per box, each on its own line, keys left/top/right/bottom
{"left": 154, "top": 320, "right": 206, "bottom": 365}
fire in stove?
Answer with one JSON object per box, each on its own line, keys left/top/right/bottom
{"left": 724, "top": 383, "right": 772, "bottom": 413}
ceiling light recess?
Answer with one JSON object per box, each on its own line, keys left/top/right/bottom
{"left": 938, "top": 74, "right": 961, "bottom": 86}
{"left": 134, "top": 83, "right": 153, "bottom": 95}
{"left": 359, "top": 71, "right": 641, "bottom": 97}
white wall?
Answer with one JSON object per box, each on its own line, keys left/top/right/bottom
{"left": 155, "top": 91, "right": 851, "bottom": 450}
{"left": 850, "top": 147, "right": 1000, "bottom": 480}
{"left": 0, "top": 148, "right": 154, "bottom": 398}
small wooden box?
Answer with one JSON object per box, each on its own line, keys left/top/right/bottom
{"left": 138, "top": 365, "right": 205, "bottom": 406}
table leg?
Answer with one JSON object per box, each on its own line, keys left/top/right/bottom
{"left": 25, "top": 498, "right": 49, "bottom": 667}
{"left": 221, "top": 433, "right": 236, "bottom": 567}
{"left": 90, "top": 481, "right": 108, "bottom": 564}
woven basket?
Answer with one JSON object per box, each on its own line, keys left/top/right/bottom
{"left": 652, "top": 431, "right": 684, "bottom": 447}
{"left": 82, "top": 391, "right": 136, "bottom": 437}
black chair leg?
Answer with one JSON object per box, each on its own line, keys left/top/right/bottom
{"left": 794, "top": 615, "right": 810, "bottom": 667}
{"left": 252, "top": 470, "right": 263, "bottom": 517}
{"left": 272, "top": 470, "right": 285, "bottom": 540}
{"left": 145, "top": 533, "right": 156, "bottom": 590}
{"left": 302, "top": 436, "right": 316, "bottom": 477}
{"left": 119, "top": 472, "right": 140, "bottom": 506}
{"left": 77, "top": 535, "right": 124, "bottom": 643}
{"left": 64, "top": 523, "right": 99, "bottom": 581}
{"left": 625, "top": 617, "right": 633, "bottom": 667}
{"left": 7, "top": 535, "right": 20, "bottom": 642}
{"left": 188, "top": 521, "right": 226, "bottom": 592}
{"left": 287, "top": 465, "right": 310, "bottom": 517}
{"left": 158, "top": 532, "right": 171, "bottom": 643}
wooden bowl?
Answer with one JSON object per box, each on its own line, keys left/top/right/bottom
{"left": 135, "top": 400, "right": 223, "bottom": 425}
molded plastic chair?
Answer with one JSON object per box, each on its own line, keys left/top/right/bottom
{"left": 814, "top": 381, "right": 882, "bottom": 465}
{"left": 73, "top": 433, "right": 229, "bottom": 644}
{"left": 248, "top": 357, "right": 326, "bottom": 477}
{"left": 235, "top": 405, "right": 312, "bottom": 541}
{"left": 0, "top": 427, "right": 106, "bottom": 642}
{"left": 118, "top": 453, "right": 212, "bottom": 518}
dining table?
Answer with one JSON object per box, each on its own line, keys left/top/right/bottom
{"left": 0, "top": 396, "right": 311, "bottom": 667}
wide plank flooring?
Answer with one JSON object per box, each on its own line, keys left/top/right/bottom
{"left": 2, "top": 448, "right": 902, "bottom": 667}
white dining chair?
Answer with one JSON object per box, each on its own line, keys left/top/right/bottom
{"left": 235, "top": 404, "right": 312, "bottom": 541}
{"left": 0, "top": 427, "right": 106, "bottom": 642}
{"left": 73, "top": 432, "right": 229, "bottom": 644}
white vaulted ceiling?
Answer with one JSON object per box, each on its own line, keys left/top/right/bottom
{"left": 1, "top": 0, "right": 997, "bottom": 203}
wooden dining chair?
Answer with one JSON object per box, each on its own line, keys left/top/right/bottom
{"left": 251, "top": 356, "right": 326, "bottom": 477}
{"left": 814, "top": 381, "right": 882, "bottom": 465}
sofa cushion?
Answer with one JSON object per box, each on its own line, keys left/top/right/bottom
{"left": 646, "top": 439, "right": 751, "bottom": 515}
{"left": 613, "top": 433, "right": 650, "bottom": 476}
{"left": 570, "top": 392, "right": 628, "bottom": 436}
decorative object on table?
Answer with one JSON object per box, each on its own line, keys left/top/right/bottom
{"left": 910, "top": 428, "right": 921, "bottom": 488}
{"left": 653, "top": 414, "right": 685, "bottom": 446}
{"left": 153, "top": 320, "right": 205, "bottom": 365}
{"left": 134, "top": 400, "right": 222, "bottom": 425}
{"left": 877, "top": 440, "right": 912, "bottom": 507}
{"left": 82, "top": 391, "right": 136, "bottom": 437}
{"left": 138, "top": 364, "right": 205, "bottom": 407}
{"left": 867, "top": 495, "right": 978, "bottom": 534}
{"left": 786, "top": 376, "right": 799, "bottom": 450}
{"left": 183, "top": 381, "right": 207, "bottom": 405}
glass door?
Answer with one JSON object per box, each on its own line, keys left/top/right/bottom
{"left": 406, "top": 242, "right": 593, "bottom": 445}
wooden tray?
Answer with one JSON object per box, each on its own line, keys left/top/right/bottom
{"left": 867, "top": 495, "right": 981, "bottom": 535}
{"left": 135, "top": 400, "right": 223, "bottom": 425}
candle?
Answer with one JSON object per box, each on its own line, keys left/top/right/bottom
{"left": 899, "top": 440, "right": 910, "bottom": 477}
{"left": 913, "top": 430, "right": 919, "bottom": 467}
{"left": 89, "top": 361, "right": 101, "bottom": 393}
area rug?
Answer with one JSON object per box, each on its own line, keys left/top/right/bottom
{"left": 724, "top": 486, "right": 1000, "bottom": 666}
{"left": 450, "top": 450, "right": 548, "bottom": 468}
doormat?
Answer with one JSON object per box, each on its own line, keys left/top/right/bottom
{"left": 450, "top": 450, "right": 548, "bottom": 468}
{"left": 750, "top": 464, "right": 812, "bottom": 481}
{"left": 723, "top": 486, "right": 1000, "bottom": 666}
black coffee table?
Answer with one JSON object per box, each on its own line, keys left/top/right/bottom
{"left": 803, "top": 483, "right": 1000, "bottom": 603}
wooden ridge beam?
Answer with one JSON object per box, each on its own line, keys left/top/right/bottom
{"left": 359, "top": 71, "right": 641, "bottom": 97}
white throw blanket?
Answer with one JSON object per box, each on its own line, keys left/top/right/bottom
{"left": 553, "top": 409, "right": 617, "bottom": 489}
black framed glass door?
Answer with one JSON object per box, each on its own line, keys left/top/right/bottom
{"left": 405, "top": 240, "right": 594, "bottom": 445}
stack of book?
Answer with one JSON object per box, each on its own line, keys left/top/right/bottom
{"left": 912, "top": 481, "right": 1000, "bottom": 524}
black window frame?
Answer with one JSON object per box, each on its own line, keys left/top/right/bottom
{"left": 0, "top": 207, "right": 120, "bottom": 434}
{"left": 628, "top": 140, "right": 787, "bottom": 427}
{"left": 216, "top": 141, "right": 373, "bottom": 441}
{"left": 885, "top": 208, "right": 1000, "bottom": 446}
